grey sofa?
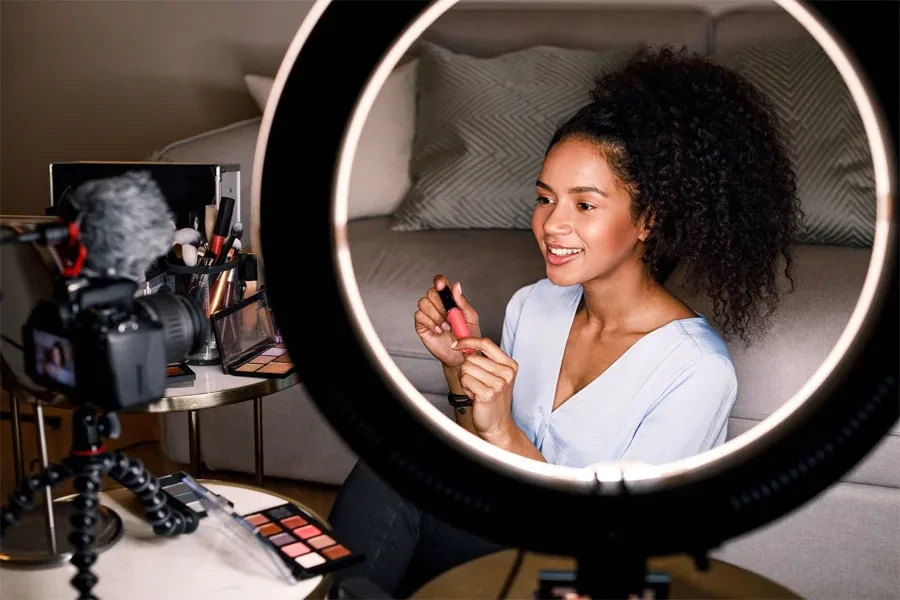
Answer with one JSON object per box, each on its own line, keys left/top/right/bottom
{"left": 154, "top": 4, "right": 898, "bottom": 598}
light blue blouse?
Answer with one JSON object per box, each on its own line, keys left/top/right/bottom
{"left": 501, "top": 278, "right": 738, "bottom": 468}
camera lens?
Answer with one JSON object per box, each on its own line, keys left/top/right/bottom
{"left": 136, "top": 292, "right": 207, "bottom": 364}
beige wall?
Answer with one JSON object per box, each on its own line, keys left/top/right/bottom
{"left": 1, "top": 0, "right": 314, "bottom": 216}
{"left": 1, "top": 0, "right": 773, "bottom": 217}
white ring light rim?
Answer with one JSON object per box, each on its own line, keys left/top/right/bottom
{"left": 252, "top": 0, "right": 895, "bottom": 496}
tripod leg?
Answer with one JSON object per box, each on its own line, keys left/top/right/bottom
{"left": 0, "top": 462, "right": 71, "bottom": 533}
{"left": 106, "top": 451, "right": 199, "bottom": 536}
{"left": 67, "top": 463, "right": 106, "bottom": 600}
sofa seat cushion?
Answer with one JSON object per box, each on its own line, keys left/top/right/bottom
{"left": 664, "top": 243, "right": 899, "bottom": 487}
{"left": 347, "top": 217, "right": 546, "bottom": 394}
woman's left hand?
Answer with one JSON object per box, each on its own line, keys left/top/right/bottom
{"left": 451, "top": 336, "right": 518, "bottom": 445}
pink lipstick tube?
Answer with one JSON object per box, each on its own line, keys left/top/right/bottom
{"left": 438, "top": 286, "right": 473, "bottom": 354}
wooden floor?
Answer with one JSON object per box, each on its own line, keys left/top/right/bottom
{"left": 0, "top": 391, "right": 340, "bottom": 521}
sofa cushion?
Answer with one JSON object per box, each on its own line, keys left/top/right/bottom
{"left": 714, "top": 38, "right": 876, "bottom": 247}
{"left": 390, "top": 41, "right": 639, "bottom": 232}
{"left": 241, "top": 59, "right": 420, "bottom": 221}
{"left": 348, "top": 217, "right": 546, "bottom": 393}
{"left": 664, "top": 243, "right": 899, "bottom": 486}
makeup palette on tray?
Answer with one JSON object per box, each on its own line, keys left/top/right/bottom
{"left": 210, "top": 287, "right": 295, "bottom": 378}
{"left": 241, "top": 503, "right": 363, "bottom": 579}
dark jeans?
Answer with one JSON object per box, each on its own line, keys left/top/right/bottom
{"left": 327, "top": 460, "right": 506, "bottom": 598}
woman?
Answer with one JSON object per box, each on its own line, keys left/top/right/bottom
{"left": 328, "top": 46, "right": 802, "bottom": 597}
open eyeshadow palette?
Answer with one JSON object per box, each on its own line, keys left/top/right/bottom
{"left": 210, "top": 288, "right": 295, "bottom": 378}
{"left": 241, "top": 503, "right": 363, "bottom": 579}
{"left": 165, "top": 362, "right": 196, "bottom": 385}
{"left": 157, "top": 471, "right": 234, "bottom": 519}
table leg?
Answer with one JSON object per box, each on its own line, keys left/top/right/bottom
{"left": 10, "top": 391, "right": 24, "bottom": 487}
{"left": 253, "top": 397, "right": 264, "bottom": 487}
{"left": 34, "top": 402, "right": 57, "bottom": 554}
{"left": 188, "top": 410, "right": 201, "bottom": 478}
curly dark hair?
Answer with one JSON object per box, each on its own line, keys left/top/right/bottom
{"left": 547, "top": 45, "right": 804, "bottom": 346}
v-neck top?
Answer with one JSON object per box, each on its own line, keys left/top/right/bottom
{"left": 501, "top": 278, "right": 738, "bottom": 468}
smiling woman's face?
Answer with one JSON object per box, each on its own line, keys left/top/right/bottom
{"left": 531, "top": 136, "right": 648, "bottom": 288}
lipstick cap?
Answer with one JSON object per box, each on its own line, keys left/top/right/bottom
{"left": 437, "top": 286, "right": 458, "bottom": 312}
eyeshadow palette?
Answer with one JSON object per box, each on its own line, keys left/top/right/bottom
{"left": 210, "top": 288, "right": 296, "bottom": 379}
{"left": 241, "top": 502, "right": 363, "bottom": 579}
{"left": 165, "top": 362, "right": 196, "bottom": 385}
{"left": 158, "top": 472, "right": 208, "bottom": 518}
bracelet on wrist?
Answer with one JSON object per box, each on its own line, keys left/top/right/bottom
{"left": 448, "top": 392, "right": 473, "bottom": 414}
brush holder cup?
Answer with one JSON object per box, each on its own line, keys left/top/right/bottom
{"left": 166, "top": 259, "right": 240, "bottom": 366}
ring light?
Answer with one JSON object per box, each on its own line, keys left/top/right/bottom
{"left": 254, "top": 0, "right": 897, "bottom": 573}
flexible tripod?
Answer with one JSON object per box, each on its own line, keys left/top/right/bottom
{"left": 0, "top": 404, "right": 199, "bottom": 600}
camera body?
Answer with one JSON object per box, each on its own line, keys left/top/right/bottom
{"left": 22, "top": 275, "right": 205, "bottom": 411}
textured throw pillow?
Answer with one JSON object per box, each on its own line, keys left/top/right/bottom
{"left": 715, "top": 39, "right": 876, "bottom": 247}
{"left": 243, "top": 59, "right": 419, "bottom": 220}
{"left": 390, "top": 41, "right": 640, "bottom": 231}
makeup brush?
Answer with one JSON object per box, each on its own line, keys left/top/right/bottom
{"left": 205, "top": 204, "right": 218, "bottom": 245}
{"left": 181, "top": 244, "right": 199, "bottom": 267}
{"left": 174, "top": 227, "right": 203, "bottom": 247}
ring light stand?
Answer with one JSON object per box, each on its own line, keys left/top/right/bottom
{"left": 254, "top": 1, "right": 897, "bottom": 597}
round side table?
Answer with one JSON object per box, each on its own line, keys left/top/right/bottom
{"left": 0, "top": 480, "right": 331, "bottom": 600}
{"left": 4, "top": 360, "right": 300, "bottom": 488}
{"left": 412, "top": 549, "right": 800, "bottom": 600}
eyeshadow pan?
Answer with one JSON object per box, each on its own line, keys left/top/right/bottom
{"left": 258, "top": 362, "right": 292, "bottom": 375}
{"left": 281, "top": 541, "right": 311, "bottom": 557}
{"left": 236, "top": 363, "right": 262, "bottom": 373}
{"left": 166, "top": 366, "right": 185, "bottom": 376}
{"left": 293, "top": 525, "right": 321, "bottom": 539}
{"left": 249, "top": 355, "right": 274, "bottom": 364}
{"left": 258, "top": 523, "right": 282, "bottom": 536}
{"left": 164, "top": 482, "right": 191, "bottom": 496}
{"left": 262, "top": 347, "right": 287, "bottom": 357}
{"left": 281, "top": 516, "right": 307, "bottom": 528}
{"left": 245, "top": 513, "right": 269, "bottom": 526}
{"left": 268, "top": 532, "right": 295, "bottom": 547}
{"left": 323, "top": 545, "right": 351, "bottom": 560}
{"left": 307, "top": 534, "right": 335, "bottom": 549}
{"left": 296, "top": 553, "right": 326, "bottom": 568}
{"left": 274, "top": 354, "right": 292, "bottom": 364}
{"left": 265, "top": 506, "right": 295, "bottom": 520}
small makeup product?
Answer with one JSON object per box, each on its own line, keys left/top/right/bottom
{"left": 209, "top": 196, "right": 236, "bottom": 259}
{"left": 438, "top": 285, "right": 473, "bottom": 354}
{"left": 240, "top": 502, "right": 363, "bottom": 580}
{"left": 165, "top": 362, "right": 196, "bottom": 385}
{"left": 210, "top": 288, "right": 295, "bottom": 378}
{"left": 212, "top": 222, "right": 243, "bottom": 267}
{"left": 157, "top": 472, "right": 210, "bottom": 518}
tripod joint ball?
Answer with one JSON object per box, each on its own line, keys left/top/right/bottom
{"left": 0, "top": 405, "right": 200, "bottom": 600}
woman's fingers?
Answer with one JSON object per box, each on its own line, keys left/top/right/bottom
{"left": 417, "top": 296, "right": 445, "bottom": 333}
{"left": 414, "top": 309, "right": 438, "bottom": 335}
{"left": 459, "top": 360, "right": 507, "bottom": 398}
{"left": 462, "top": 353, "right": 516, "bottom": 385}
{"left": 451, "top": 337, "right": 517, "bottom": 371}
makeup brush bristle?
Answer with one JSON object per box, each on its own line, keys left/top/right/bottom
{"left": 174, "top": 228, "right": 203, "bottom": 246}
{"left": 231, "top": 221, "right": 243, "bottom": 238}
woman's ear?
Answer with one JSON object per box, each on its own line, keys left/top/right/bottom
{"left": 638, "top": 212, "right": 655, "bottom": 242}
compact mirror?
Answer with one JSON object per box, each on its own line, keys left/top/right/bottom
{"left": 255, "top": 0, "right": 896, "bottom": 562}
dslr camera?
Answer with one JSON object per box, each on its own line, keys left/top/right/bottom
{"left": 22, "top": 274, "right": 207, "bottom": 411}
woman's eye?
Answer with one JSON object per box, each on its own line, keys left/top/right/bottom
{"left": 536, "top": 196, "right": 552, "bottom": 205}
{"left": 577, "top": 202, "right": 595, "bottom": 211}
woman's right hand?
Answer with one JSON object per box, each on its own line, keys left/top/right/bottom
{"left": 414, "top": 274, "right": 481, "bottom": 369}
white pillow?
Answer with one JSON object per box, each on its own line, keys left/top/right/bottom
{"left": 243, "top": 59, "right": 418, "bottom": 220}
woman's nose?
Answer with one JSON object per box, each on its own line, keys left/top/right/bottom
{"left": 543, "top": 205, "right": 573, "bottom": 235}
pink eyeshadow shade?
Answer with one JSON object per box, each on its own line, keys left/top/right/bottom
{"left": 245, "top": 514, "right": 268, "bottom": 526}
{"left": 281, "top": 541, "right": 311, "bottom": 557}
{"left": 293, "top": 525, "right": 321, "bottom": 539}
